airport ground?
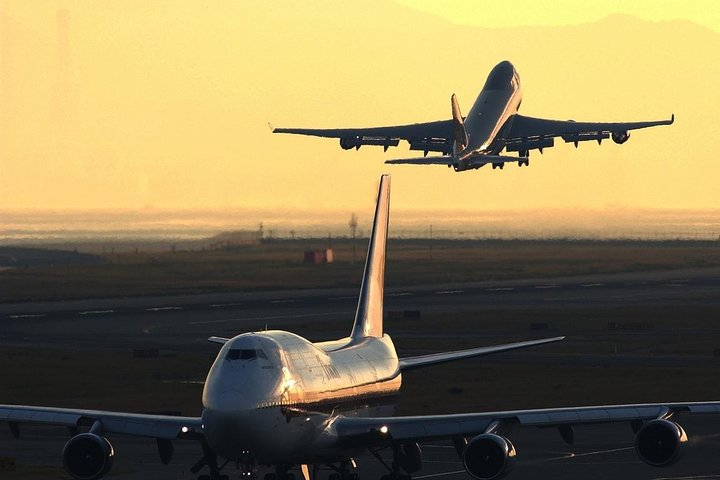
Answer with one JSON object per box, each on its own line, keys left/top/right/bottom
{"left": 1, "top": 240, "right": 720, "bottom": 479}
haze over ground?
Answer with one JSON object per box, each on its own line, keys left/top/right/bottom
{"left": 1, "top": 1, "right": 719, "bottom": 236}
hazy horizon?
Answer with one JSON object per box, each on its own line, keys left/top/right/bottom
{"left": 3, "top": 207, "right": 720, "bottom": 243}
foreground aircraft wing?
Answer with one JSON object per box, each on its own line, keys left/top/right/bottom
{"left": 0, "top": 404, "right": 202, "bottom": 440}
{"left": 273, "top": 120, "right": 454, "bottom": 153}
{"left": 504, "top": 113, "right": 674, "bottom": 151}
{"left": 335, "top": 401, "right": 720, "bottom": 445}
{"left": 398, "top": 336, "right": 564, "bottom": 370}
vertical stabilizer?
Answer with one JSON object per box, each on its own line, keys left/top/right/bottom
{"left": 451, "top": 94, "right": 468, "bottom": 152}
{"left": 351, "top": 175, "right": 391, "bottom": 339}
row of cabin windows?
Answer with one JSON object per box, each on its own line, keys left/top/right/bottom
{"left": 226, "top": 349, "right": 268, "bottom": 361}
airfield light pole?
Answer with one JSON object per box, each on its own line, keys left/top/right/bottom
{"left": 429, "top": 224, "right": 433, "bottom": 260}
{"left": 349, "top": 213, "right": 358, "bottom": 264}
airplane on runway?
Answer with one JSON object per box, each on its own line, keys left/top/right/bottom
{"left": 272, "top": 61, "right": 673, "bottom": 172}
{"left": 2, "top": 175, "right": 720, "bottom": 480}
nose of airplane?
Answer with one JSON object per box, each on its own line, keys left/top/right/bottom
{"left": 202, "top": 394, "right": 259, "bottom": 458}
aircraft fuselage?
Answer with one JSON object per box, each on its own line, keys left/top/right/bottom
{"left": 201, "top": 331, "right": 401, "bottom": 464}
{"left": 456, "top": 61, "right": 523, "bottom": 170}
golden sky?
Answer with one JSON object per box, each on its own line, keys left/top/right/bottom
{"left": 1, "top": 1, "right": 718, "bottom": 212}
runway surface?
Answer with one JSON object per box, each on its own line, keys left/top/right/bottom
{"left": 2, "top": 267, "right": 720, "bottom": 479}
{"left": 2, "top": 268, "right": 720, "bottom": 350}
{"left": 2, "top": 416, "right": 720, "bottom": 480}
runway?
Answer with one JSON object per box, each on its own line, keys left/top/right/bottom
{"left": 2, "top": 416, "right": 719, "bottom": 480}
{"left": 2, "top": 268, "right": 720, "bottom": 350}
{"left": 2, "top": 267, "right": 720, "bottom": 479}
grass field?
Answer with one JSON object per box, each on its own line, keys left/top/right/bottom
{"left": 3, "top": 239, "right": 720, "bottom": 302}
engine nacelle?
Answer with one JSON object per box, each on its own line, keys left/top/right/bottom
{"left": 612, "top": 130, "right": 630, "bottom": 144}
{"left": 339, "top": 137, "right": 360, "bottom": 150}
{"left": 62, "top": 433, "right": 115, "bottom": 480}
{"left": 462, "top": 434, "right": 516, "bottom": 480}
{"left": 635, "top": 419, "right": 687, "bottom": 467}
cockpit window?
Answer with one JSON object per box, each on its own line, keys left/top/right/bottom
{"left": 226, "top": 349, "right": 267, "bottom": 361}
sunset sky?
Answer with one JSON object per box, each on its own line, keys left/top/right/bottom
{"left": 1, "top": 1, "right": 718, "bottom": 215}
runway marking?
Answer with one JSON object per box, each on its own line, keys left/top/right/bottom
{"left": 189, "top": 311, "right": 351, "bottom": 325}
{"left": 580, "top": 283, "right": 604, "bottom": 288}
{"left": 414, "top": 470, "right": 466, "bottom": 479}
{"left": 487, "top": 287, "right": 514, "bottom": 291}
{"left": 534, "top": 284, "right": 559, "bottom": 289}
{"left": 651, "top": 475, "right": 720, "bottom": 479}
{"left": 78, "top": 310, "right": 116, "bottom": 315}
{"left": 387, "top": 292, "right": 413, "bottom": 297}
{"left": 271, "top": 299, "right": 301, "bottom": 304}
{"left": 209, "top": 303, "right": 244, "bottom": 308}
{"left": 7, "top": 314, "right": 46, "bottom": 319}
{"left": 434, "top": 290, "right": 465, "bottom": 295}
{"left": 146, "top": 306, "right": 183, "bottom": 311}
{"left": 534, "top": 446, "right": 634, "bottom": 463}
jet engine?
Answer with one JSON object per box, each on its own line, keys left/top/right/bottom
{"left": 635, "top": 419, "right": 687, "bottom": 467}
{"left": 462, "top": 433, "right": 516, "bottom": 480}
{"left": 62, "top": 433, "right": 115, "bottom": 480}
{"left": 611, "top": 130, "right": 630, "bottom": 144}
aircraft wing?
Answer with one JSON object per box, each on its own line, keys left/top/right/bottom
{"left": 273, "top": 120, "right": 454, "bottom": 153}
{"left": 398, "top": 336, "right": 564, "bottom": 371}
{"left": 0, "top": 404, "right": 202, "bottom": 440}
{"left": 504, "top": 113, "right": 674, "bottom": 151}
{"left": 335, "top": 401, "right": 720, "bottom": 445}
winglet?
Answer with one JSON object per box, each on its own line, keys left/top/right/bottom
{"left": 268, "top": 122, "right": 275, "bottom": 132}
{"left": 208, "top": 336, "right": 230, "bottom": 345}
{"left": 350, "top": 175, "right": 391, "bottom": 339}
{"left": 669, "top": 114, "right": 674, "bottom": 125}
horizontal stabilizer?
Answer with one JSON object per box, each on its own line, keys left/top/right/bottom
{"left": 398, "top": 336, "right": 564, "bottom": 371}
{"left": 385, "top": 157, "right": 453, "bottom": 165}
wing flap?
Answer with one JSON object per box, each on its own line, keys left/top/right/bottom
{"left": 398, "top": 336, "right": 564, "bottom": 371}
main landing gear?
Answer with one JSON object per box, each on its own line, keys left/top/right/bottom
{"left": 193, "top": 441, "right": 254, "bottom": 480}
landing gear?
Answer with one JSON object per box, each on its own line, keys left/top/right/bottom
{"left": 492, "top": 162, "right": 504, "bottom": 170}
{"left": 192, "top": 442, "right": 254, "bottom": 480}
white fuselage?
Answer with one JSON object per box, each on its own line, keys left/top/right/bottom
{"left": 201, "top": 331, "right": 401, "bottom": 464}
{"left": 455, "top": 61, "right": 523, "bottom": 170}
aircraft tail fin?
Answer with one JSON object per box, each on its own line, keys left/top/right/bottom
{"left": 451, "top": 94, "right": 468, "bottom": 152}
{"left": 350, "top": 175, "right": 391, "bottom": 340}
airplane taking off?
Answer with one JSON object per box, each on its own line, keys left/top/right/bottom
{"left": 273, "top": 61, "right": 674, "bottom": 171}
{"left": 2, "top": 175, "right": 719, "bottom": 480}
